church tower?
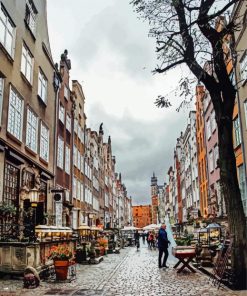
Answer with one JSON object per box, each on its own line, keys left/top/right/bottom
{"left": 151, "top": 173, "right": 158, "bottom": 224}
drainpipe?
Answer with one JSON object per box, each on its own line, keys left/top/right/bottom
{"left": 52, "top": 70, "right": 61, "bottom": 217}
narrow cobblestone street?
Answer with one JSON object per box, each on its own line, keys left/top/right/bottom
{"left": 0, "top": 243, "right": 246, "bottom": 296}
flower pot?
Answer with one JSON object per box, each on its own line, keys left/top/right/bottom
{"left": 54, "top": 260, "right": 69, "bottom": 280}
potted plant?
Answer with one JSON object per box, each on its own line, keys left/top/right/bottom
{"left": 48, "top": 244, "right": 73, "bottom": 280}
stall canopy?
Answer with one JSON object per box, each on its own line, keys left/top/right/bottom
{"left": 122, "top": 226, "right": 137, "bottom": 231}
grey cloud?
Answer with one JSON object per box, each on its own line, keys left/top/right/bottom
{"left": 73, "top": 1, "right": 155, "bottom": 79}
{"left": 87, "top": 103, "right": 187, "bottom": 205}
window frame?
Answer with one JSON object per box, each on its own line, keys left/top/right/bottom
{"left": 7, "top": 85, "right": 24, "bottom": 141}
{"left": 40, "top": 121, "right": 49, "bottom": 162}
{"left": 38, "top": 68, "right": 47, "bottom": 104}
{"left": 26, "top": 106, "right": 38, "bottom": 153}
{"left": 65, "top": 145, "right": 70, "bottom": 175}
{"left": 0, "top": 4, "right": 16, "bottom": 58}
{"left": 58, "top": 102, "right": 65, "bottom": 123}
{"left": 21, "top": 43, "right": 34, "bottom": 84}
{"left": 57, "top": 136, "right": 64, "bottom": 169}
{"left": 233, "top": 116, "right": 241, "bottom": 147}
{"left": 0, "top": 77, "right": 4, "bottom": 125}
{"left": 240, "top": 51, "right": 247, "bottom": 83}
{"left": 24, "top": 0, "right": 37, "bottom": 36}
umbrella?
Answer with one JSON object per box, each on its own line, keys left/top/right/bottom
{"left": 143, "top": 224, "right": 161, "bottom": 230}
{"left": 206, "top": 223, "right": 221, "bottom": 229}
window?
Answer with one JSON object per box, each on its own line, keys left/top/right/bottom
{"left": 80, "top": 183, "right": 83, "bottom": 200}
{"left": 66, "top": 113, "right": 71, "bottom": 132}
{"left": 3, "top": 162, "right": 19, "bottom": 206}
{"left": 73, "top": 145, "right": 77, "bottom": 167}
{"left": 0, "top": 77, "right": 4, "bottom": 124}
{"left": 81, "top": 155, "right": 84, "bottom": 173}
{"left": 0, "top": 4, "right": 15, "bottom": 57}
{"left": 26, "top": 108, "right": 38, "bottom": 152}
{"left": 206, "top": 118, "right": 211, "bottom": 139}
{"left": 234, "top": 116, "right": 241, "bottom": 147}
{"left": 21, "top": 43, "right": 33, "bottom": 84}
{"left": 40, "top": 122, "right": 49, "bottom": 161}
{"left": 209, "top": 150, "right": 214, "bottom": 173}
{"left": 211, "top": 110, "right": 216, "bottom": 132}
{"left": 64, "top": 85, "right": 69, "bottom": 100}
{"left": 73, "top": 177, "right": 76, "bottom": 198}
{"left": 244, "top": 101, "right": 247, "bottom": 129}
{"left": 59, "top": 102, "right": 64, "bottom": 123}
{"left": 213, "top": 145, "right": 219, "bottom": 169}
{"left": 240, "top": 52, "right": 247, "bottom": 81}
{"left": 57, "top": 137, "right": 64, "bottom": 169}
{"left": 65, "top": 146, "right": 70, "bottom": 175}
{"left": 238, "top": 165, "right": 247, "bottom": 216}
{"left": 77, "top": 179, "right": 80, "bottom": 200}
{"left": 77, "top": 150, "right": 80, "bottom": 170}
{"left": 38, "top": 70, "right": 47, "bottom": 103}
{"left": 7, "top": 86, "right": 23, "bottom": 140}
{"left": 25, "top": 0, "right": 37, "bottom": 35}
{"left": 74, "top": 118, "right": 78, "bottom": 134}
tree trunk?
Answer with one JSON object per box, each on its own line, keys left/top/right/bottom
{"left": 218, "top": 116, "right": 247, "bottom": 290}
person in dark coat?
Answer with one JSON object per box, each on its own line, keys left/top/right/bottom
{"left": 157, "top": 224, "right": 170, "bottom": 268}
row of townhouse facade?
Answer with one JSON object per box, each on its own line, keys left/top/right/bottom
{"left": 159, "top": 7, "right": 247, "bottom": 225}
{"left": 0, "top": 0, "right": 132, "bottom": 245}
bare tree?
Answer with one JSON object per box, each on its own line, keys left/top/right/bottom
{"left": 131, "top": 0, "right": 246, "bottom": 289}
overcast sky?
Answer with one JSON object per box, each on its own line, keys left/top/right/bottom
{"left": 47, "top": 0, "right": 190, "bottom": 205}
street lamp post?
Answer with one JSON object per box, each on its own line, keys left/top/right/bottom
{"left": 28, "top": 188, "right": 39, "bottom": 242}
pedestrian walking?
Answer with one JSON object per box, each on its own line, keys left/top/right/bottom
{"left": 157, "top": 224, "right": 170, "bottom": 268}
{"left": 142, "top": 232, "right": 146, "bottom": 244}
{"left": 134, "top": 230, "right": 140, "bottom": 250}
{"left": 148, "top": 231, "right": 154, "bottom": 249}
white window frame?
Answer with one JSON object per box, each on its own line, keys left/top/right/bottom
{"left": 209, "top": 150, "right": 214, "bottom": 173}
{"left": 240, "top": 51, "right": 247, "bottom": 82}
{"left": 26, "top": 107, "right": 38, "bottom": 152}
{"left": 244, "top": 100, "right": 247, "bottom": 129}
{"left": 213, "top": 145, "right": 219, "bottom": 169}
{"left": 65, "top": 145, "right": 70, "bottom": 175}
{"left": 206, "top": 118, "right": 211, "bottom": 140}
{"left": 7, "top": 86, "right": 24, "bottom": 141}
{"left": 74, "top": 118, "right": 78, "bottom": 134}
{"left": 77, "top": 150, "right": 80, "bottom": 170}
{"left": 211, "top": 110, "right": 216, "bottom": 132}
{"left": 38, "top": 69, "right": 47, "bottom": 104}
{"left": 0, "top": 77, "right": 4, "bottom": 125}
{"left": 59, "top": 102, "right": 65, "bottom": 123}
{"left": 234, "top": 116, "right": 241, "bottom": 147}
{"left": 40, "top": 121, "right": 49, "bottom": 162}
{"left": 81, "top": 155, "right": 84, "bottom": 173}
{"left": 0, "top": 4, "right": 15, "bottom": 57}
{"left": 21, "top": 43, "right": 33, "bottom": 84}
{"left": 57, "top": 137, "right": 64, "bottom": 169}
{"left": 66, "top": 113, "right": 71, "bottom": 132}
{"left": 64, "top": 84, "right": 69, "bottom": 100}
{"left": 80, "top": 182, "right": 83, "bottom": 200}
{"left": 25, "top": 0, "right": 37, "bottom": 35}
{"left": 73, "top": 176, "right": 77, "bottom": 198}
{"left": 73, "top": 145, "right": 77, "bottom": 167}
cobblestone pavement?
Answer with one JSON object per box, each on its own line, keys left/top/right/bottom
{"left": 0, "top": 243, "right": 246, "bottom": 296}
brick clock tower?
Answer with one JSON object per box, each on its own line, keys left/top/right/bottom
{"left": 151, "top": 173, "right": 158, "bottom": 224}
